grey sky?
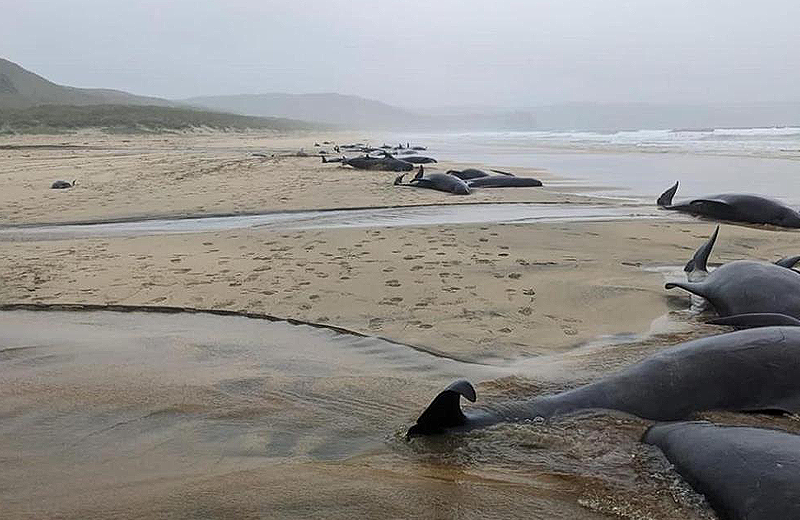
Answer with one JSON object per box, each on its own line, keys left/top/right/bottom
{"left": 6, "top": 0, "right": 800, "bottom": 107}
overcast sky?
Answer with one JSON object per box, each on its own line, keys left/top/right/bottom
{"left": 6, "top": 0, "right": 800, "bottom": 107}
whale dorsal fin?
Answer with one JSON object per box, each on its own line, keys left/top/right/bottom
{"left": 406, "top": 380, "right": 476, "bottom": 437}
{"left": 685, "top": 226, "right": 719, "bottom": 273}
{"left": 657, "top": 181, "right": 679, "bottom": 207}
{"left": 776, "top": 255, "right": 800, "bottom": 269}
{"left": 709, "top": 313, "right": 800, "bottom": 328}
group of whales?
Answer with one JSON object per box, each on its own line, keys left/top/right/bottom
{"left": 394, "top": 166, "right": 543, "bottom": 195}
{"left": 318, "top": 140, "right": 544, "bottom": 193}
{"left": 407, "top": 182, "right": 800, "bottom": 519}
{"left": 317, "top": 141, "right": 436, "bottom": 172}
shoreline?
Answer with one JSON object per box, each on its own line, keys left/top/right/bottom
{"left": 3, "top": 131, "right": 800, "bottom": 361}
{"left": 4, "top": 130, "right": 800, "bottom": 520}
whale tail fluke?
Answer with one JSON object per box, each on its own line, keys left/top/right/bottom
{"left": 684, "top": 225, "right": 719, "bottom": 273}
{"left": 394, "top": 174, "right": 405, "bottom": 186}
{"left": 657, "top": 181, "right": 679, "bottom": 207}
{"left": 406, "top": 379, "right": 475, "bottom": 438}
{"left": 321, "top": 156, "right": 327, "bottom": 163}
{"left": 776, "top": 255, "right": 800, "bottom": 269}
{"left": 709, "top": 313, "right": 800, "bottom": 328}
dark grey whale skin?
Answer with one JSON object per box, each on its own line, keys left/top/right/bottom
{"left": 392, "top": 155, "right": 437, "bottom": 164}
{"left": 343, "top": 156, "right": 414, "bottom": 172}
{"left": 412, "top": 173, "right": 471, "bottom": 195}
{"left": 644, "top": 422, "right": 800, "bottom": 520}
{"left": 467, "top": 176, "right": 542, "bottom": 188}
{"left": 657, "top": 181, "right": 800, "bottom": 228}
{"left": 447, "top": 168, "right": 513, "bottom": 180}
{"left": 394, "top": 168, "right": 471, "bottom": 195}
{"left": 666, "top": 260, "right": 800, "bottom": 322}
{"left": 407, "top": 327, "right": 800, "bottom": 436}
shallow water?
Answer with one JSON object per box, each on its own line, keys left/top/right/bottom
{"left": 0, "top": 309, "right": 728, "bottom": 519}
{"left": 0, "top": 203, "right": 659, "bottom": 241}
{"left": 391, "top": 131, "right": 800, "bottom": 204}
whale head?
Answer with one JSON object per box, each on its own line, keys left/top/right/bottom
{"left": 777, "top": 210, "right": 800, "bottom": 229}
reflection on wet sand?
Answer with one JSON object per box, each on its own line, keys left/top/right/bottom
{"left": 0, "top": 308, "right": 742, "bottom": 519}
{"left": 0, "top": 203, "right": 658, "bottom": 242}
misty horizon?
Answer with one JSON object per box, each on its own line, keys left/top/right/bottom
{"left": 6, "top": 0, "right": 800, "bottom": 108}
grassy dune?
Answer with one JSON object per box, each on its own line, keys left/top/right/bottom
{"left": 0, "top": 104, "right": 319, "bottom": 134}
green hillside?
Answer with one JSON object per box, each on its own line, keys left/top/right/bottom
{"left": 0, "top": 104, "right": 317, "bottom": 134}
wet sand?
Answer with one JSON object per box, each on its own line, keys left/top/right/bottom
{"left": 0, "top": 131, "right": 585, "bottom": 226}
{"left": 0, "top": 310, "right": 727, "bottom": 520}
{"left": 3, "top": 131, "right": 800, "bottom": 518}
{"left": 2, "top": 216, "right": 798, "bottom": 361}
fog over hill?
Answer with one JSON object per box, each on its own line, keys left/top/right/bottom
{"left": 187, "top": 92, "right": 800, "bottom": 132}
{"left": 184, "top": 93, "right": 536, "bottom": 131}
{"left": 0, "top": 58, "right": 176, "bottom": 110}
{"left": 3, "top": 56, "right": 800, "bottom": 133}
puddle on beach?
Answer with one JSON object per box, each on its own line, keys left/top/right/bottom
{"left": 0, "top": 203, "right": 661, "bottom": 241}
{"left": 0, "top": 309, "right": 729, "bottom": 519}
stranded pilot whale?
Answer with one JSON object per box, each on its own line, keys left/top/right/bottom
{"left": 467, "top": 175, "right": 542, "bottom": 188}
{"left": 667, "top": 228, "right": 800, "bottom": 327}
{"left": 342, "top": 155, "right": 414, "bottom": 172}
{"left": 680, "top": 225, "right": 800, "bottom": 314}
{"left": 657, "top": 181, "right": 800, "bottom": 228}
{"left": 644, "top": 422, "right": 800, "bottom": 520}
{"left": 394, "top": 166, "right": 471, "bottom": 195}
{"left": 51, "top": 179, "right": 76, "bottom": 189}
{"left": 407, "top": 327, "right": 800, "bottom": 436}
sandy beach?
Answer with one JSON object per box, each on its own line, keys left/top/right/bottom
{"left": 3, "top": 130, "right": 800, "bottom": 519}
{"left": 2, "top": 131, "right": 798, "bottom": 359}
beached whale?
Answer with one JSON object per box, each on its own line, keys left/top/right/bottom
{"left": 683, "top": 225, "right": 800, "bottom": 280}
{"left": 657, "top": 181, "right": 800, "bottom": 228}
{"left": 50, "top": 180, "right": 76, "bottom": 189}
{"left": 467, "top": 176, "right": 542, "bottom": 188}
{"left": 667, "top": 244, "right": 800, "bottom": 326}
{"left": 392, "top": 155, "right": 437, "bottom": 164}
{"left": 680, "top": 226, "right": 800, "bottom": 313}
{"left": 407, "top": 326, "right": 800, "bottom": 436}
{"left": 644, "top": 422, "right": 800, "bottom": 520}
{"left": 447, "top": 168, "right": 513, "bottom": 180}
{"left": 394, "top": 166, "right": 470, "bottom": 195}
{"left": 342, "top": 155, "right": 414, "bottom": 172}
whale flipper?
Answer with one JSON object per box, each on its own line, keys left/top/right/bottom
{"left": 406, "top": 379, "right": 475, "bottom": 437}
{"left": 684, "top": 225, "right": 719, "bottom": 273}
{"left": 657, "top": 181, "right": 679, "bottom": 207}
{"left": 686, "top": 199, "right": 739, "bottom": 220}
{"left": 709, "top": 313, "right": 800, "bottom": 328}
{"left": 489, "top": 169, "right": 515, "bottom": 176}
{"left": 665, "top": 280, "right": 709, "bottom": 298}
{"left": 776, "top": 255, "right": 800, "bottom": 269}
